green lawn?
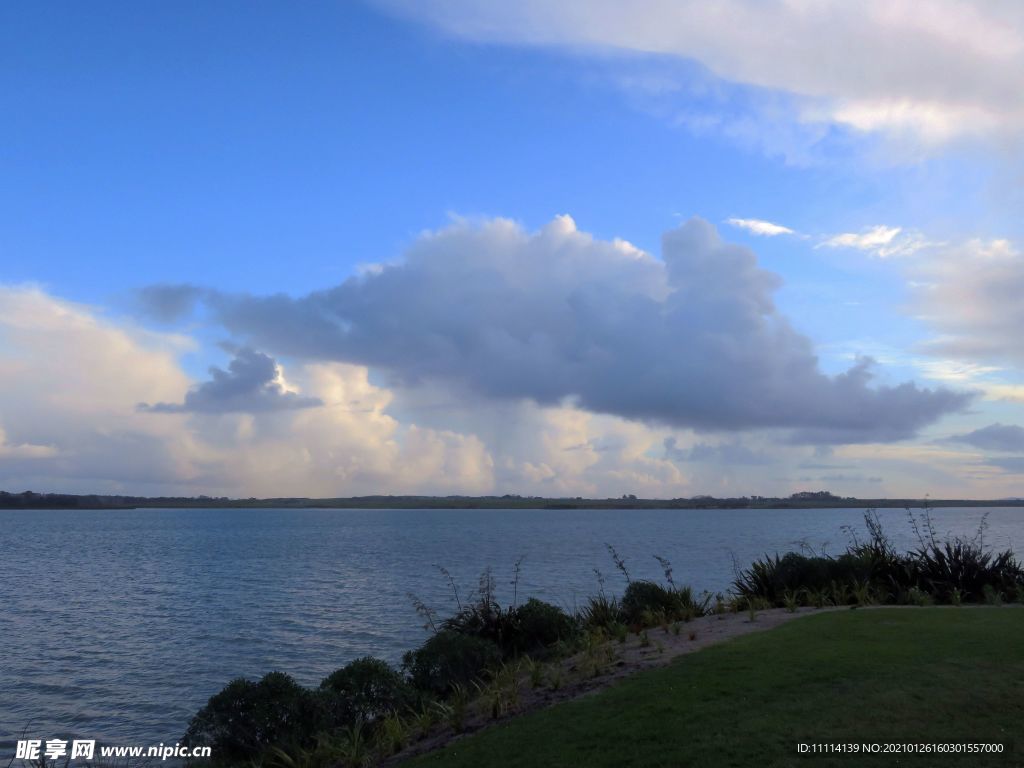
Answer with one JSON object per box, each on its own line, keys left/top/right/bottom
{"left": 403, "top": 608, "right": 1024, "bottom": 767}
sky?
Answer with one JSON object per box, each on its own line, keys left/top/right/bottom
{"left": 3, "top": 0, "right": 1024, "bottom": 499}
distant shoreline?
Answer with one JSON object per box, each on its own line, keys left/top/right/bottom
{"left": 3, "top": 490, "right": 1023, "bottom": 510}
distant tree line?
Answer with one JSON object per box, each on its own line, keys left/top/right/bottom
{"left": 2, "top": 489, "right": 1023, "bottom": 510}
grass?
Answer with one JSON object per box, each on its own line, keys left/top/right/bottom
{"left": 402, "top": 608, "right": 1024, "bottom": 767}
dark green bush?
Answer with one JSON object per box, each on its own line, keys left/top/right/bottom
{"left": 732, "top": 553, "right": 782, "bottom": 605}
{"left": 402, "top": 630, "right": 502, "bottom": 697}
{"left": 438, "top": 568, "right": 526, "bottom": 657}
{"left": 507, "top": 598, "right": 578, "bottom": 654}
{"left": 622, "top": 580, "right": 675, "bottom": 623}
{"left": 183, "top": 672, "right": 327, "bottom": 762}
{"left": 913, "top": 539, "right": 1022, "bottom": 602}
{"left": 621, "top": 581, "right": 708, "bottom": 625}
{"left": 734, "top": 511, "right": 1024, "bottom": 608}
{"left": 441, "top": 600, "right": 516, "bottom": 648}
{"left": 438, "top": 574, "right": 577, "bottom": 657}
{"left": 319, "top": 656, "right": 417, "bottom": 725}
{"left": 777, "top": 553, "right": 833, "bottom": 591}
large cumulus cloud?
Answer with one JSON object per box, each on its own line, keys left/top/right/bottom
{"left": 147, "top": 216, "right": 970, "bottom": 443}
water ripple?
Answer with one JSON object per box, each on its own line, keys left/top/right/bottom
{"left": 0, "top": 506, "right": 1019, "bottom": 745}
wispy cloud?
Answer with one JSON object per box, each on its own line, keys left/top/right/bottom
{"left": 819, "top": 225, "right": 932, "bottom": 258}
{"left": 822, "top": 225, "right": 901, "bottom": 250}
{"left": 726, "top": 218, "right": 798, "bottom": 237}
{"left": 912, "top": 359, "right": 1001, "bottom": 383}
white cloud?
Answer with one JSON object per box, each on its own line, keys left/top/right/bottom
{"left": 982, "top": 384, "right": 1024, "bottom": 403}
{"left": 0, "top": 286, "right": 496, "bottom": 497}
{"left": 491, "top": 403, "right": 688, "bottom": 498}
{"left": 824, "top": 99, "right": 1005, "bottom": 146}
{"left": 202, "top": 363, "right": 497, "bottom": 498}
{"left": 374, "top": 0, "right": 1024, "bottom": 149}
{"left": 822, "top": 225, "right": 901, "bottom": 250}
{"left": 819, "top": 225, "right": 931, "bottom": 258}
{"left": 913, "top": 359, "right": 1001, "bottom": 384}
{"left": 726, "top": 217, "right": 797, "bottom": 237}
{"left": 0, "top": 285, "right": 193, "bottom": 416}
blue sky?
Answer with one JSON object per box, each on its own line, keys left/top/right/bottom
{"left": 3, "top": 1, "right": 1024, "bottom": 498}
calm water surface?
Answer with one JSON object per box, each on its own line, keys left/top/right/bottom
{"left": 1, "top": 506, "right": 1022, "bottom": 747}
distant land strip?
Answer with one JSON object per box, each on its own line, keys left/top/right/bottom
{"left": 2, "top": 490, "right": 1023, "bottom": 510}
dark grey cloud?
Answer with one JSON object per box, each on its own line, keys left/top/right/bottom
{"left": 139, "top": 347, "right": 322, "bottom": 414}
{"left": 664, "top": 436, "right": 770, "bottom": 465}
{"left": 137, "top": 284, "right": 204, "bottom": 323}
{"left": 949, "top": 422, "right": 1024, "bottom": 452}
{"left": 143, "top": 216, "right": 969, "bottom": 442}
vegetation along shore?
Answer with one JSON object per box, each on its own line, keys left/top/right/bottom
{"left": 181, "top": 510, "right": 1024, "bottom": 767}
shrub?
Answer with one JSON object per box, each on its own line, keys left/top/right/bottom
{"left": 184, "top": 672, "right": 327, "bottom": 763}
{"left": 733, "top": 554, "right": 795, "bottom": 607}
{"left": 733, "top": 510, "right": 1024, "bottom": 608}
{"left": 905, "top": 586, "right": 934, "bottom": 607}
{"left": 845, "top": 512, "right": 908, "bottom": 598}
{"left": 580, "top": 593, "right": 625, "bottom": 631}
{"left": 440, "top": 579, "right": 577, "bottom": 657}
{"left": 622, "top": 580, "right": 673, "bottom": 623}
{"left": 782, "top": 590, "right": 799, "bottom": 612}
{"left": 319, "top": 657, "right": 417, "bottom": 726}
{"left": 735, "top": 551, "right": 876, "bottom": 606}
{"left": 438, "top": 568, "right": 524, "bottom": 657}
{"left": 402, "top": 630, "right": 502, "bottom": 698}
{"left": 441, "top": 600, "right": 513, "bottom": 646}
{"left": 913, "top": 538, "right": 1021, "bottom": 603}
{"left": 983, "top": 584, "right": 1003, "bottom": 606}
{"left": 621, "top": 580, "right": 707, "bottom": 625}
{"left": 507, "top": 598, "right": 578, "bottom": 654}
